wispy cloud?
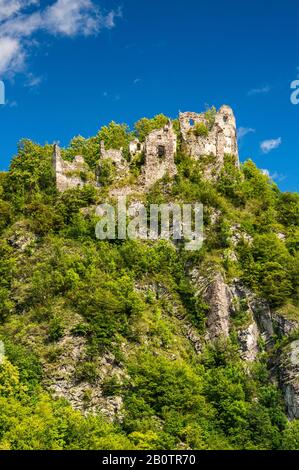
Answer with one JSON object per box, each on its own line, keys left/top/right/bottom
{"left": 4, "top": 98, "right": 18, "bottom": 108}
{"left": 133, "top": 78, "right": 141, "bottom": 84}
{"left": 270, "top": 171, "right": 287, "bottom": 182}
{"left": 260, "top": 137, "right": 282, "bottom": 154}
{"left": 247, "top": 85, "right": 271, "bottom": 96}
{"left": 261, "top": 169, "right": 270, "bottom": 177}
{"left": 0, "top": 0, "right": 122, "bottom": 77}
{"left": 0, "top": 1, "right": 38, "bottom": 20}
{"left": 25, "top": 72, "right": 42, "bottom": 88}
{"left": 102, "top": 90, "right": 121, "bottom": 101}
{"left": 237, "top": 127, "right": 255, "bottom": 141}
{"left": 262, "top": 169, "right": 286, "bottom": 182}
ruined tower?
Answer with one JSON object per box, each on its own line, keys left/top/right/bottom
{"left": 142, "top": 120, "right": 177, "bottom": 187}
{"left": 179, "top": 105, "right": 239, "bottom": 179}
{"left": 53, "top": 144, "right": 91, "bottom": 192}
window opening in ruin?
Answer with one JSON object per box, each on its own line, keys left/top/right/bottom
{"left": 189, "top": 119, "right": 195, "bottom": 126}
{"left": 157, "top": 145, "right": 166, "bottom": 158}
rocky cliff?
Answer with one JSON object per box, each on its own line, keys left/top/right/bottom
{"left": 0, "top": 105, "right": 298, "bottom": 450}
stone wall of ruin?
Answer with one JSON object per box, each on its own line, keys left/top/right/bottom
{"left": 142, "top": 121, "right": 177, "bottom": 187}
{"left": 179, "top": 105, "right": 239, "bottom": 179}
{"left": 53, "top": 105, "right": 240, "bottom": 191}
{"left": 53, "top": 145, "right": 89, "bottom": 192}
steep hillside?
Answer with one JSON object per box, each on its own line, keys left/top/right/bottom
{"left": 0, "top": 108, "right": 299, "bottom": 450}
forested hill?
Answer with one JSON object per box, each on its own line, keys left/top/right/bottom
{"left": 0, "top": 116, "right": 299, "bottom": 450}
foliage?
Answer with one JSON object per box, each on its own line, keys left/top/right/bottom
{"left": 97, "top": 158, "right": 117, "bottom": 186}
{"left": 205, "top": 106, "right": 217, "bottom": 130}
{"left": 0, "top": 133, "right": 298, "bottom": 450}
{"left": 62, "top": 135, "right": 100, "bottom": 170}
{"left": 134, "top": 114, "right": 169, "bottom": 142}
{"left": 193, "top": 122, "right": 209, "bottom": 137}
{"left": 98, "top": 122, "right": 133, "bottom": 160}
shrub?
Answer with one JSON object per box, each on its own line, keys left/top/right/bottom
{"left": 193, "top": 122, "right": 209, "bottom": 137}
{"left": 134, "top": 114, "right": 169, "bottom": 142}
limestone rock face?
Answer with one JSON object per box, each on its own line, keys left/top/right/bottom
{"left": 142, "top": 120, "right": 177, "bottom": 187}
{"left": 238, "top": 323, "right": 259, "bottom": 362}
{"left": 53, "top": 144, "right": 90, "bottom": 192}
{"left": 272, "top": 313, "right": 299, "bottom": 337}
{"left": 204, "top": 273, "right": 233, "bottom": 341}
{"left": 190, "top": 272, "right": 272, "bottom": 361}
{"left": 44, "top": 333, "right": 125, "bottom": 420}
{"left": 179, "top": 105, "right": 239, "bottom": 180}
{"left": 191, "top": 270, "right": 232, "bottom": 341}
{"left": 250, "top": 298, "right": 274, "bottom": 345}
{"left": 7, "top": 222, "right": 36, "bottom": 251}
{"left": 279, "top": 340, "right": 299, "bottom": 420}
{"left": 231, "top": 281, "right": 274, "bottom": 346}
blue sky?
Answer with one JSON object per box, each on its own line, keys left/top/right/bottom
{"left": 0, "top": 0, "right": 298, "bottom": 191}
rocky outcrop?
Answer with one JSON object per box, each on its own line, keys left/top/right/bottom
{"left": 279, "top": 340, "right": 299, "bottom": 420}
{"left": 231, "top": 281, "right": 274, "bottom": 346}
{"left": 238, "top": 323, "right": 259, "bottom": 362}
{"left": 272, "top": 313, "right": 299, "bottom": 337}
{"left": 7, "top": 222, "right": 37, "bottom": 251}
{"left": 191, "top": 269, "right": 232, "bottom": 341}
{"left": 190, "top": 270, "right": 277, "bottom": 361}
{"left": 204, "top": 272, "right": 233, "bottom": 341}
{"left": 43, "top": 333, "right": 125, "bottom": 421}
{"left": 230, "top": 224, "right": 253, "bottom": 247}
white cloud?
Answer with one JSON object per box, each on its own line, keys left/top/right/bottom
{"left": 261, "top": 169, "right": 286, "bottom": 182}
{"left": 260, "top": 138, "right": 282, "bottom": 154}
{"left": 25, "top": 72, "right": 42, "bottom": 87}
{"left": 237, "top": 127, "right": 255, "bottom": 140}
{"left": 247, "top": 85, "right": 271, "bottom": 96}
{"left": 0, "top": 0, "right": 121, "bottom": 77}
{"left": 43, "top": 0, "right": 100, "bottom": 37}
{"left": 101, "top": 7, "right": 122, "bottom": 29}
{"left": 0, "top": 1, "right": 38, "bottom": 20}
{"left": 270, "top": 171, "right": 286, "bottom": 182}
{"left": 0, "top": 36, "right": 25, "bottom": 75}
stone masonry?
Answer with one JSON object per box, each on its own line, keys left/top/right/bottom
{"left": 100, "top": 141, "right": 128, "bottom": 172}
{"left": 53, "top": 105, "right": 240, "bottom": 191}
{"left": 179, "top": 105, "right": 239, "bottom": 179}
{"left": 53, "top": 144, "right": 89, "bottom": 192}
{"left": 142, "top": 120, "right": 177, "bottom": 187}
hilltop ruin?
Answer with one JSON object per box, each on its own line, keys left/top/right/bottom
{"left": 53, "top": 105, "right": 239, "bottom": 192}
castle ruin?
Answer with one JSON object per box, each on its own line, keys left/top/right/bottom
{"left": 53, "top": 105, "right": 239, "bottom": 192}
{"left": 53, "top": 144, "right": 90, "bottom": 192}
{"left": 142, "top": 119, "right": 177, "bottom": 186}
